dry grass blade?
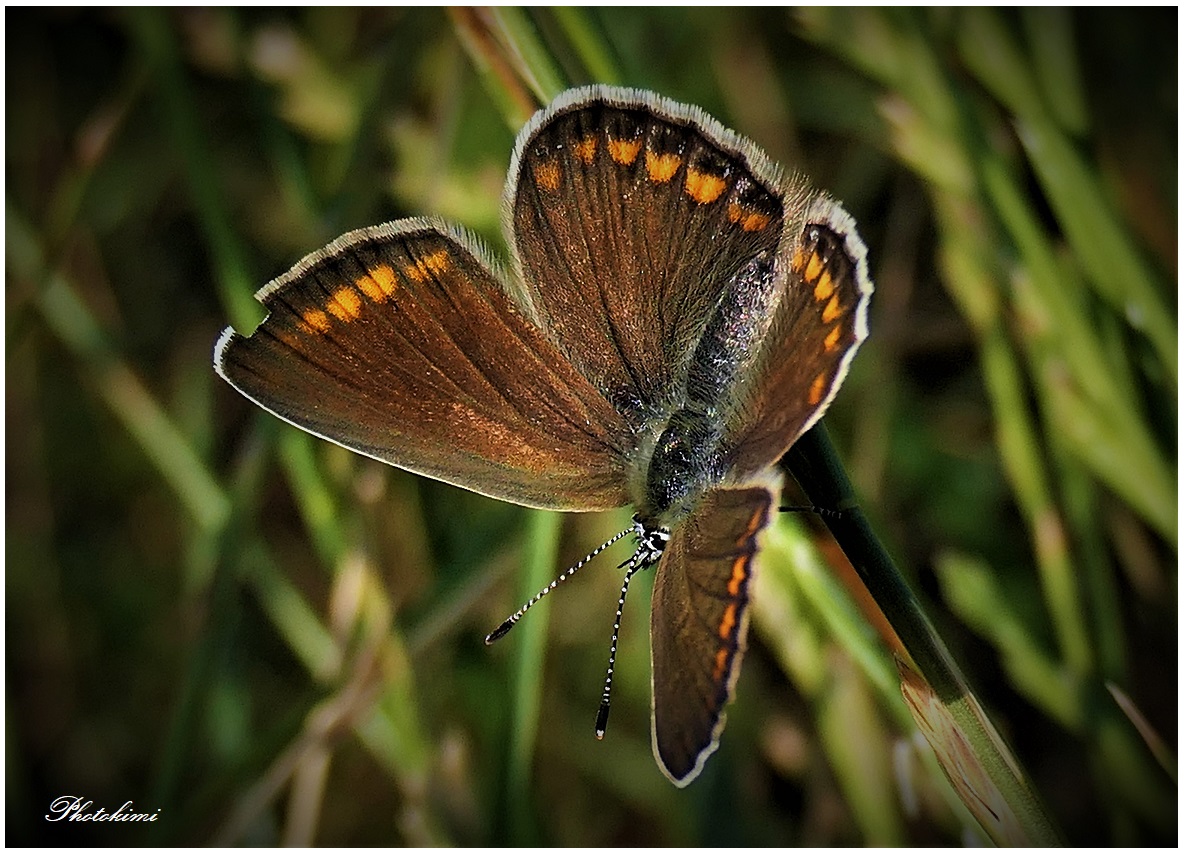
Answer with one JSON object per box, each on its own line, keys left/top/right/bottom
{"left": 896, "top": 659, "right": 1031, "bottom": 846}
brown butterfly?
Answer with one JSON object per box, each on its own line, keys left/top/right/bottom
{"left": 215, "top": 86, "right": 871, "bottom": 785}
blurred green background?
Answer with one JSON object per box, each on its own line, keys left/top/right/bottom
{"left": 6, "top": 7, "right": 1176, "bottom": 846}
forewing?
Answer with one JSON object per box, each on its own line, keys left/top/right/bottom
{"left": 215, "top": 219, "right": 632, "bottom": 511}
{"left": 649, "top": 476, "right": 779, "bottom": 786}
{"left": 507, "top": 86, "right": 788, "bottom": 415}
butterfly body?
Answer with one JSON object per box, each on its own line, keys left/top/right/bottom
{"left": 215, "top": 86, "right": 872, "bottom": 786}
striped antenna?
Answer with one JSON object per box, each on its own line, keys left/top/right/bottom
{"left": 484, "top": 524, "right": 638, "bottom": 645}
{"left": 595, "top": 522, "right": 669, "bottom": 739}
{"left": 778, "top": 504, "right": 846, "bottom": 520}
{"left": 595, "top": 560, "right": 640, "bottom": 738}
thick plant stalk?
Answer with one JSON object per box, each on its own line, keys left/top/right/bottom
{"left": 784, "top": 423, "right": 1063, "bottom": 846}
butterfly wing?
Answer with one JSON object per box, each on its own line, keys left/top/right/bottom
{"left": 648, "top": 476, "right": 779, "bottom": 785}
{"left": 215, "top": 219, "right": 632, "bottom": 511}
{"left": 507, "top": 86, "right": 789, "bottom": 414}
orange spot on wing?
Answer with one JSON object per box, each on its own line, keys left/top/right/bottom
{"left": 727, "top": 199, "right": 774, "bottom": 230}
{"left": 534, "top": 161, "right": 561, "bottom": 191}
{"left": 713, "top": 647, "right": 729, "bottom": 681}
{"left": 814, "top": 270, "right": 836, "bottom": 301}
{"left": 804, "top": 252, "right": 825, "bottom": 282}
{"left": 405, "top": 250, "right": 450, "bottom": 283}
{"left": 718, "top": 603, "right": 738, "bottom": 642}
{"left": 608, "top": 137, "right": 642, "bottom": 165}
{"left": 645, "top": 150, "right": 681, "bottom": 183}
{"left": 821, "top": 292, "right": 842, "bottom": 324}
{"left": 734, "top": 504, "right": 767, "bottom": 549}
{"left": 300, "top": 308, "right": 331, "bottom": 334}
{"left": 572, "top": 135, "right": 597, "bottom": 165}
{"left": 741, "top": 211, "right": 771, "bottom": 232}
{"left": 748, "top": 504, "right": 765, "bottom": 532}
{"left": 328, "top": 287, "right": 362, "bottom": 321}
{"left": 726, "top": 555, "right": 748, "bottom": 597}
{"left": 685, "top": 168, "right": 727, "bottom": 204}
{"left": 808, "top": 372, "right": 828, "bottom": 406}
{"left": 357, "top": 264, "right": 399, "bottom": 302}
{"left": 823, "top": 324, "right": 843, "bottom": 352}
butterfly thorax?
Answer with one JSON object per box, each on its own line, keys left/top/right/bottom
{"left": 640, "top": 406, "right": 724, "bottom": 527}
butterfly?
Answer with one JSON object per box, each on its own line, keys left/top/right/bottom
{"left": 215, "top": 85, "right": 872, "bottom": 785}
